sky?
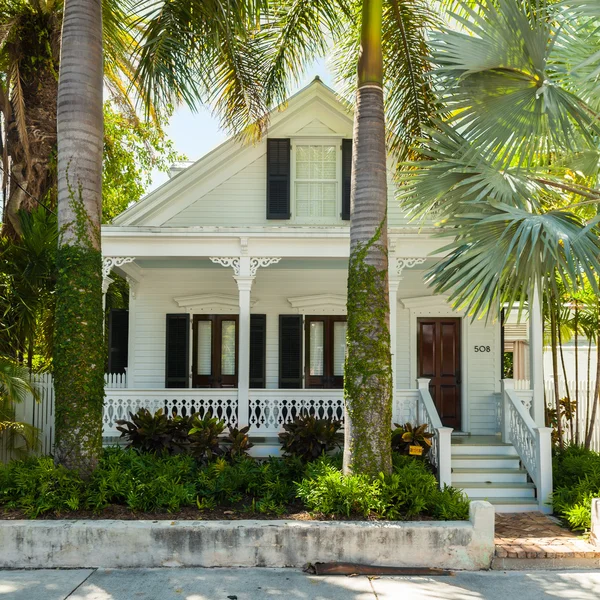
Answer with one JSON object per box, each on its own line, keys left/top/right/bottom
{"left": 148, "top": 58, "right": 337, "bottom": 192}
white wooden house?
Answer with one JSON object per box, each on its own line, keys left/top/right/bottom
{"left": 101, "top": 78, "right": 552, "bottom": 513}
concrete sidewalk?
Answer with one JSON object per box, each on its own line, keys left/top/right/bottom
{"left": 1, "top": 568, "right": 600, "bottom": 600}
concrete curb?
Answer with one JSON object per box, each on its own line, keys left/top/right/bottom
{"left": 0, "top": 501, "right": 494, "bottom": 570}
{"left": 492, "top": 556, "right": 600, "bottom": 570}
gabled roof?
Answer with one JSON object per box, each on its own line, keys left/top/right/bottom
{"left": 111, "top": 78, "right": 354, "bottom": 227}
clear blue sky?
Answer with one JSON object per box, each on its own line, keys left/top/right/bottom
{"left": 148, "top": 58, "right": 337, "bottom": 192}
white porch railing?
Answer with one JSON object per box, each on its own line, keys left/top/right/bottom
{"left": 104, "top": 372, "right": 127, "bottom": 389}
{"left": 246, "top": 388, "right": 420, "bottom": 435}
{"left": 103, "top": 389, "right": 239, "bottom": 436}
{"left": 416, "top": 378, "right": 452, "bottom": 488}
{"left": 501, "top": 379, "right": 552, "bottom": 513}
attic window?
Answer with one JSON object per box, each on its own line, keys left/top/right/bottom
{"left": 294, "top": 144, "right": 338, "bottom": 218}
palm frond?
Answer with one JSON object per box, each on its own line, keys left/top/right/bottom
{"left": 426, "top": 205, "right": 600, "bottom": 319}
{"left": 9, "top": 61, "right": 30, "bottom": 169}
{"left": 431, "top": 0, "right": 600, "bottom": 167}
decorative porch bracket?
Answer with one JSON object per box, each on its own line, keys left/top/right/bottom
{"left": 101, "top": 256, "right": 137, "bottom": 334}
{"left": 210, "top": 256, "right": 282, "bottom": 426}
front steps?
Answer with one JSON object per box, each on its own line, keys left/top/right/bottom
{"left": 451, "top": 437, "right": 539, "bottom": 512}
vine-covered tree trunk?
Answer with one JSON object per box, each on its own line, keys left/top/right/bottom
{"left": 343, "top": 0, "right": 393, "bottom": 477}
{"left": 53, "top": 0, "right": 104, "bottom": 476}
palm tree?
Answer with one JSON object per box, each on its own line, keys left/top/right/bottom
{"left": 53, "top": 0, "right": 104, "bottom": 475}
{"left": 0, "top": 0, "right": 151, "bottom": 237}
{"left": 134, "top": 0, "right": 439, "bottom": 476}
{"left": 401, "top": 0, "right": 600, "bottom": 315}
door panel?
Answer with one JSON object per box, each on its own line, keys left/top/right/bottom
{"left": 417, "top": 318, "right": 461, "bottom": 429}
{"left": 305, "top": 316, "right": 346, "bottom": 389}
{"left": 192, "top": 315, "right": 238, "bottom": 388}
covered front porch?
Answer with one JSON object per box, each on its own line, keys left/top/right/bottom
{"left": 100, "top": 227, "right": 551, "bottom": 511}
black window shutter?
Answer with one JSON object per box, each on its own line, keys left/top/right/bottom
{"left": 341, "top": 139, "right": 352, "bottom": 221}
{"left": 266, "top": 138, "right": 291, "bottom": 219}
{"left": 279, "top": 315, "right": 303, "bottom": 388}
{"left": 249, "top": 314, "right": 267, "bottom": 388}
{"left": 108, "top": 309, "right": 128, "bottom": 374}
{"left": 165, "top": 314, "right": 190, "bottom": 388}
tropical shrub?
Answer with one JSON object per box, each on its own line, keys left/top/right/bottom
{"left": 552, "top": 445, "right": 600, "bottom": 531}
{"left": 278, "top": 413, "right": 343, "bottom": 462}
{"left": 188, "top": 413, "right": 226, "bottom": 464}
{"left": 391, "top": 422, "right": 434, "bottom": 456}
{"left": 223, "top": 425, "right": 254, "bottom": 460}
{"left": 115, "top": 408, "right": 190, "bottom": 455}
{"left": 296, "top": 454, "right": 469, "bottom": 520}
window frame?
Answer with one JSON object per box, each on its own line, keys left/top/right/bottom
{"left": 290, "top": 138, "right": 343, "bottom": 224}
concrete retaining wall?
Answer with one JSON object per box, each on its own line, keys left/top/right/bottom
{"left": 0, "top": 501, "right": 494, "bottom": 570}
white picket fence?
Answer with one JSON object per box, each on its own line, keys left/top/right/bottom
{"left": 0, "top": 372, "right": 127, "bottom": 463}
{"left": 0, "top": 372, "right": 55, "bottom": 463}
{"left": 536, "top": 379, "right": 600, "bottom": 451}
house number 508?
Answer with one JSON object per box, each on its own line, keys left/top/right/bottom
{"left": 474, "top": 346, "right": 491, "bottom": 352}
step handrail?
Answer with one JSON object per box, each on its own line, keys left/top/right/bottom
{"left": 501, "top": 379, "right": 552, "bottom": 514}
{"left": 416, "top": 379, "right": 452, "bottom": 488}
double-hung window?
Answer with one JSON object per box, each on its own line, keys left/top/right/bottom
{"left": 293, "top": 142, "right": 340, "bottom": 220}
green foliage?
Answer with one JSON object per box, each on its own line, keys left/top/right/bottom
{"left": 278, "top": 413, "right": 343, "bottom": 462}
{"left": 0, "top": 448, "right": 468, "bottom": 520}
{"left": 296, "top": 454, "right": 469, "bottom": 519}
{"left": 102, "top": 102, "right": 184, "bottom": 222}
{"left": 0, "top": 357, "right": 40, "bottom": 455}
{"left": 196, "top": 455, "right": 303, "bottom": 514}
{"left": 391, "top": 422, "right": 433, "bottom": 456}
{"left": 223, "top": 425, "right": 254, "bottom": 460}
{"left": 552, "top": 445, "right": 600, "bottom": 531}
{"left": 0, "top": 208, "right": 57, "bottom": 366}
{"left": 188, "top": 413, "right": 226, "bottom": 464}
{"left": 115, "top": 409, "right": 190, "bottom": 455}
{"left": 0, "top": 456, "right": 86, "bottom": 518}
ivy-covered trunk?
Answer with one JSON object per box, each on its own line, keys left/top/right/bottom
{"left": 53, "top": 0, "right": 104, "bottom": 476}
{"left": 343, "top": 0, "right": 393, "bottom": 477}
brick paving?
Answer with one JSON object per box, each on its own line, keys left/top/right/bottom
{"left": 495, "top": 512, "right": 600, "bottom": 559}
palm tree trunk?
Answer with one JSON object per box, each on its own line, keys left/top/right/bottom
{"left": 585, "top": 309, "right": 600, "bottom": 449}
{"left": 557, "top": 319, "right": 572, "bottom": 443}
{"left": 53, "top": 0, "right": 104, "bottom": 476}
{"left": 343, "top": 0, "right": 393, "bottom": 477}
{"left": 574, "top": 305, "right": 579, "bottom": 444}
{"left": 550, "top": 302, "right": 564, "bottom": 449}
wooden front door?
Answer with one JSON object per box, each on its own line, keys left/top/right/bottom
{"left": 192, "top": 315, "right": 238, "bottom": 388}
{"left": 305, "top": 316, "right": 347, "bottom": 389}
{"left": 417, "top": 318, "right": 462, "bottom": 429}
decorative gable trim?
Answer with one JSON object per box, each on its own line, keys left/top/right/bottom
{"left": 173, "top": 294, "right": 257, "bottom": 313}
{"left": 287, "top": 294, "right": 346, "bottom": 315}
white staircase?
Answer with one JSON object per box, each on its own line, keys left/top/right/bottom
{"left": 451, "top": 437, "right": 539, "bottom": 512}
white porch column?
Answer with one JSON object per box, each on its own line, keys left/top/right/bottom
{"left": 235, "top": 259, "right": 254, "bottom": 427}
{"left": 210, "top": 252, "right": 281, "bottom": 428}
{"left": 529, "top": 284, "right": 545, "bottom": 426}
{"left": 389, "top": 276, "right": 400, "bottom": 422}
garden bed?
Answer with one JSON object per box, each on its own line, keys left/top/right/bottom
{"left": 0, "top": 447, "right": 470, "bottom": 521}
